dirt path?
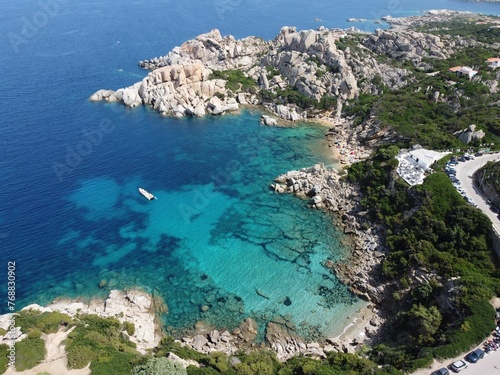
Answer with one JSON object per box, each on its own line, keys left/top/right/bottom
{"left": 4, "top": 326, "right": 90, "bottom": 375}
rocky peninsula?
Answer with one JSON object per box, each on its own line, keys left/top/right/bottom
{"left": 89, "top": 7, "right": 498, "bottom": 299}
{"left": 85, "top": 9, "right": 500, "bottom": 372}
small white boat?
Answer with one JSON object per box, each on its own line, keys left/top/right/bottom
{"left": 138, "top": 188, "right": 156, "bottom": 200}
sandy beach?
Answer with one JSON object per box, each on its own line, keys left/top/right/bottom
{"left": 332, "top": 305, "right": 381, "bottom": 349}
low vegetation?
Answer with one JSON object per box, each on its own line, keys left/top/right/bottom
{"left": 209, "top": 70, "right": 257, "bottom": 93}
{"left": 476, "top": 161, "right": 500, "bottom": 203}
{"left": 132, "top": 357, "right": 187, "bottom": 375}
{"left": 417, "top": 16, "right": 500, "bottom": 44}
{"left": 4, "top": 17, "right": 500, "bottom": 375}
{"left": 0, "top": 345, "right": 10, "bottom": 373}
{"left": 14, "top": 334, "right": 46, "bottom": 371}
{"left": 260, "top": 87, "right": 337, "bottom": 111}
{"left": 15, "top": 309, "right": 73, "bottom": 334}
{"left": 64, "top": 314, "right": 142, "bottom": 374}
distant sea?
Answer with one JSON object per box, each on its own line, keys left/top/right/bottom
{"left": 1, "top": 0, "right": 499, "bottom": 339}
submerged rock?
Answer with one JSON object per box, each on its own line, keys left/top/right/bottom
{"left": 255, "top": 288, "right": 270, "bottom": 299}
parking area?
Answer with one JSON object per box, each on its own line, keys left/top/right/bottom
{"left": 413, "top": 306, "right": 500, "bottom": 375}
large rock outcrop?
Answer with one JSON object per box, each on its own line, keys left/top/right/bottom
{"left": 139, "top": 29, "right": 268, "bottom": 71}
{"left": 92, "top": 11, "right": 479, "bottom": 121}
{"left": 21, "top": 289, "right": 163, "bottom": 354}
{"left": 90, "top": 25, "right": 413, "bottom": 120}
{"left": 363, "top": 28, "right": 450, "bottom": 61}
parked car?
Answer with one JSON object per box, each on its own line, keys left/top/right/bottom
{"left": 465, "top": 348, "right": 485, "bottom": 363}
{"left": 458, "top": 157, "right": 466, "bottom": 162}
{"left": 475, "top": 152, "right": 483, "bottom": 157}
{"left": 431, "top": 368, "right": 450, "bottom": 375}
{"left": 450, "top": 360, "right": 468, "bottom": 372}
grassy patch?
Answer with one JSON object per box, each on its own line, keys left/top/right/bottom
{"left": 209, "top": 69, "right": 257, "bottom": 93}
{"left": 15, "top": 338, "right": 46, "bottom": 371}
{"left": 16, "top": 310, "right": 73, "bottom": 334}
{"left": 0, "top": 344, "right": 10, "bottom": 373}
{"left": 64, "top": 314, "right": 142, "bottom": 374}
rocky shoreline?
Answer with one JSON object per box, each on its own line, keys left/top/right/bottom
{"left": 271, "top": 163, "right": 388, "bottom": 304}
{"left": 1, "top": 289, "right": 384, "bottom": 365}
{"left": 89, "top": 9, "right": 490, "bottom": 126}
{"left": 82, "top": 7, "right": 500, "bottom": 367}
{"left": 0, "top": 289, "right": 165, "bottom": 355}
{"left": 175, "top": 307, "right": 384, "bottom": 362}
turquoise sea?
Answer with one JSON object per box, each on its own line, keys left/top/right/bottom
{"left": 1, "top": 0, "right": 500, "bottom": 339}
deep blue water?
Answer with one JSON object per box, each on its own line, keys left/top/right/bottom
{"left": 1, "top": 0, "right": 500, "bottom": 338}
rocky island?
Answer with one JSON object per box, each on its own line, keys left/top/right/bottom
{"left": 5, "top": 9, "right": 500, "bottom": 374}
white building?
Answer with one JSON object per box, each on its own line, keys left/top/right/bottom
{"left": 396, "top": 146, "right": 450, "bottom": 186}
{"left": 409, "top": 146, "right": 449, "bottom": 171}
{"left": 449, "top": 66, "right": 478, "bottom": 80}
{"left": 486, "top": 57, "right": 500, "bottom": 69}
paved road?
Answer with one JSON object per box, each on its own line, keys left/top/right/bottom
{"left": 455, "top": 153, "right": 500, "bottom": 234}
{"left": 455, "top": 349, "right": 500, "bottom": 375}
{"left": 465, "top": 350, "right": 500, "bottom": 374}
{"left": 413, "top": 345, "right": 500, "bottom": 375}
{"left": 413, "top": 154, "right": 500, "bottom": 375}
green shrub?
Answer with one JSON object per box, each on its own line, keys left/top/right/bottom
{"left": 433, "top": 300, "right": 495, "bottom": 358}
{"left": 90, "top": 350, "right": 142, "bottom": 375}
{"left": 132, "top": 357, "right": 187, "bottom": 375}
{"left": 64, "top": 314, "right": 141, "bottom": 371}
{"left": 234, "top": 350, "right": 279, "bottom": 375}
{"left": 15, "top": 310, "right": 73, "bottom": 334}
{"left": 27, "top": 329, "right": 42, "bottom": 340}
{"left": 15, "top": 338, "right": 46, "bottom": 371}
{"left": 315, "top": 95, "right": 337, "bottom": 110}
{"left": 0, "top": 344, "right": 10, "bottom": 373}
{"left": 124, "top": 321, "right": 135, "bottom": 336}
{"left": 209, "top": 70, "right": 256, "bottom": 93}
{"left": 275, "top": 87, "right": 317, "bottom": 109}
{"left": 278, "top": 356, "right": 335, "bottom": 375}
{"left": 154, "top": 336, "right": 209, "bottom": 362}
{"left": 67, "top": 345, "right": 95, "bottom": 369}
{"left": 187, "top": 366, "right": 221, "bottom": 375}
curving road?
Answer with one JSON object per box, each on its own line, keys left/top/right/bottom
{"left": 455, "top": 153, "right": 500, "bottom": 234}
{"left": 412, "top": 154, "right": 500, "bottom": 375}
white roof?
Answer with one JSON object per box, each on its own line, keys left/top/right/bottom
{"left": 409, "top": 149, "right": 447, "bottom": 170}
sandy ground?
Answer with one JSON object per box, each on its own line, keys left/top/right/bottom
{"left": 331, "top": 305, "right": 380, "bottom": 350}
{"left": 4, "top": 326, "right": 90, "bottom": 375}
